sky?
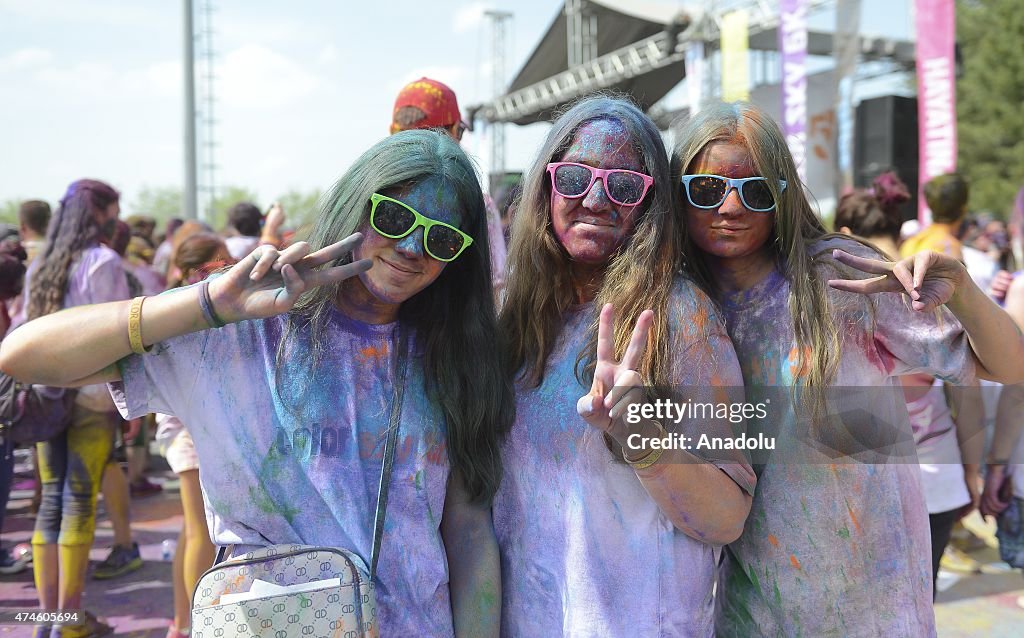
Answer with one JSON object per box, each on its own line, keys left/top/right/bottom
{"left": 0, "top": 0, "right": 913, "bottom": 216}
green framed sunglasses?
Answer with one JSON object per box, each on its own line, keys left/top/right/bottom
{"left": 369, "top": 193, "right": 474, "bottom": 262}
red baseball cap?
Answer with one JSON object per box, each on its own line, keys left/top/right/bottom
{"left": 390, "top": 77, "right": 467, "bottom": 135}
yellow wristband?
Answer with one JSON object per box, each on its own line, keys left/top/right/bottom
{"left": 128, "top": 296, "right": 152, "bottom": 355}
{"left": 630, "top": 446, "right": 664, "bottom": 470}
{"left": 624, "top": 421, "right": 667, "bottom": 470}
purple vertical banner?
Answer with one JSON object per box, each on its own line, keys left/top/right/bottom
{"left": 780, "top": 0, "right": 808, "bottom": 182}
{"left": 915, "top": 0, "right": 957, "bottom": 225}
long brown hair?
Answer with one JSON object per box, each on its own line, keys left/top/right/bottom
{"left": 28, "top": 179, "right": 119, "bottom": 320}
{"left": 499, "top": 95, "right": 680, "bottom": 389}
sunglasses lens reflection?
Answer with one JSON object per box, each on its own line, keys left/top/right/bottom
{"left": 606, "top": 171, "right": 646, "bottom": 205}
{"left": 374, "top": 200, "right": 416, "bottom": 236}
{"left": 688, "top": 176, "right": 728, "bottom": 207}
{"left": 553, "top": 164, "right": 593, "bottom": 197}
{"left": 741, "top": 180, "right": 776, "bottom": 211}
{"left": 426, "top": 226, "right": 466, "bottom": 261}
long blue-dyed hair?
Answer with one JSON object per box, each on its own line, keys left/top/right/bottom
{"left": 280, "top": 129, "right": 512, "bottom": 502}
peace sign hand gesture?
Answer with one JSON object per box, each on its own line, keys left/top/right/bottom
{"left": 576, "top": 303, "right": 655, "bottom": 445}
{"left": 827, "top": 249, "right": 967, "bottom": 312}
{"left": 208, "top": 233, "right": 372, "bottom": 324}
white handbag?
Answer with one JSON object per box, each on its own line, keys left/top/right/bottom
{"left": 191, "top": 331, "right": 408, "bottom": 638}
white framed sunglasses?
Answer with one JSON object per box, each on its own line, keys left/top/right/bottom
{"left": 680, "top": 174, "right": 787, "bottom": 212}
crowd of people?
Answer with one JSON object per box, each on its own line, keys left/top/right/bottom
{"left": 0, "top": 78, "right": 1023, "bottom": 638}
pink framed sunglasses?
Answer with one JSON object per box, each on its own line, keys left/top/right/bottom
{"left": 546, "top": 162, "right": 654, "bottom": 207}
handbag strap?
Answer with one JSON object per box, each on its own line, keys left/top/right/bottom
{"left": 369, "top": 327, "right": 408, "bottom": 580}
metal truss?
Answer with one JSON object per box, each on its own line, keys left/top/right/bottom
{"left": 475, "top": 0, "right": 914, "bottom": 125}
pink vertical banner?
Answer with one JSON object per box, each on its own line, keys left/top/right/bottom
{"left": 915, "top": 0, "right": 957, "bottom": 225}
{"left": 780, "top": 0, "right": 808, "bottom": 182}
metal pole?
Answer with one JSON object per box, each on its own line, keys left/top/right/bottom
{"left": 183, "top": 0, "right": 198, "bottom": 220}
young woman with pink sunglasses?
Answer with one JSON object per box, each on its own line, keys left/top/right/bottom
{"left": 494, "top": 96, "right": 755, "bottom": 636}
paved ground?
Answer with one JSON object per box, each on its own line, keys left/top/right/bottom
{"left": 1, "top": 459, "right": 1022, "bottom": 637}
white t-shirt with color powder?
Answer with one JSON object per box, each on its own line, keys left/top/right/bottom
{"left": 109, "top": 305, "right": 455, "bottom": 636}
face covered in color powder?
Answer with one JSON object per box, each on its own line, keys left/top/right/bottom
{"left": 550, "top": 119, "right": 646, "bottom": 265}
{"left": 684, "top": 141, "right": 776, "bottom": 261}
{"left": 353, "top": 175, "right": 464, "bottom": 305}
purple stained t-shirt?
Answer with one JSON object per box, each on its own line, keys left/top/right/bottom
{"left": 494, "top": 278, "right": 755, "bottom": 637}
{"left": 714, "top": 238, "right": 974, "bottom": 638}
{"left": 109, "top": 305, "right": 455, "bottom": 636}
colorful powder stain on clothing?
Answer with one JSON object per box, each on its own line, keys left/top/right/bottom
{"left": 494, "top": 278, "right": 755, "bottom": 637}
{"left": 713, "top": 237, "right": 973, "bottom": 638}
{"left": 110, "top": 304, "right": 456, "bottom": 636}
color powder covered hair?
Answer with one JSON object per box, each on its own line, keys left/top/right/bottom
{"left": 28, "top": 179, "right": 119, "bottom": 320}
{"left": 285, "top": 129, "right": 513, "bottom": 502}
{"left": 834, "top": 171, "right": 911, "bottom": 242}
{"left": 671, "top": 102, "right": 858, "bottom": 413}
{"left": 499, "top": 94, "right": 680, "bottom": 391}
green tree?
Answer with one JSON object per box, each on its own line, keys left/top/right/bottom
{"left": 274, "top": 188, "right": 323, "bottom": 230}
{"left": 130, "top": 186, "right": 183, "bottom": 225}
{"left": 208, "top": 186, "right": 261, "bottom": 231}
{"left": 957, "top": 0, "right": 1024, "bottom": 217}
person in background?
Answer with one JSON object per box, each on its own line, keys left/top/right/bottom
{"left": 18, "top": 200, "right": 51, "bottom": 263}
{"left": 152, "top": 217, "right": 184, "bottom": 278}
{"left": 833, "top": 171, "right": 908, "bottom": 259}
{"left": 160, "top": 232, "right": 230, "bottom": 638}
{"left": 222, "top": 202, "right": 263, "bottom": 260}
{"left": 959, "top": 215, "right": 999, "bottom": 294}
{"left": 164, "top": 220, "right": 213, "bottom": 288}
{"left": 0, "top": 241, "right": 30, "bottom": 575}
{"left": 9, "top": 178, "right": 130, "bottom": 638}
{"left": 980, "top": 273, "right": 1024, "bottom": 610}
{"left": 390, "top": 77, "right": 507, "bottom": 293}
{"left": 900, "top": 172, "right": 969, "bottom": 260}
{"left": 125, "top": 215, "right": 157, "bottom": 250}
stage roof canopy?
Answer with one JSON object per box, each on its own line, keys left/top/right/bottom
{"left": 471, "top": 0, "right": 915, "bottom": 127}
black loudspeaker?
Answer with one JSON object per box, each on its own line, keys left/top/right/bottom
{"left": 854, "top": 95, "right": 919, "bottom": 222}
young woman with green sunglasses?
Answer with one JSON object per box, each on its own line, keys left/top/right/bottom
{"left": 0, "top": 129, "right": 512, "bottom": 637}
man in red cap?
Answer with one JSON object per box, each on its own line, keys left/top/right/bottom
{"left": 390, "top": 77, "right": 469, "bottom": 141}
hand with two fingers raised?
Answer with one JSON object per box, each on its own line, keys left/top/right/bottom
{"left": 207, "top": 233, "right": 372, "bottom": 324}
{"left": 576, "top": 303, "right": 655, "bottom": 446}
{"left": 827, "top": 249, "right": 966, "bottom": 312}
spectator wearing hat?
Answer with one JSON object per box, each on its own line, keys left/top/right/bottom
{"left": 390, "top": 77, "right": 468, "bottom": 140}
